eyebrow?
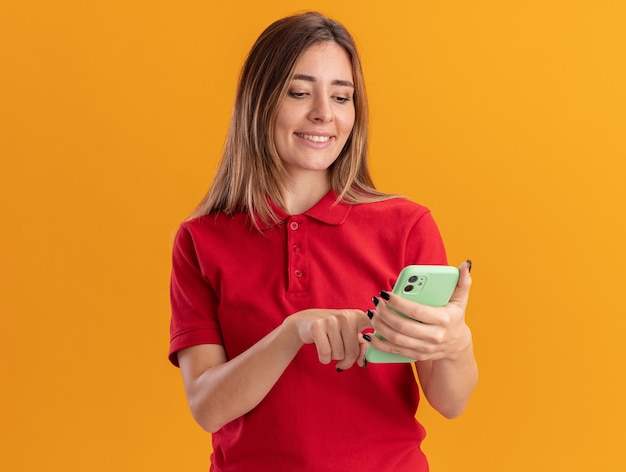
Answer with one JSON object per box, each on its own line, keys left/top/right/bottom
{"left": 292, "top": 74, "right": 354, "bottom": 88}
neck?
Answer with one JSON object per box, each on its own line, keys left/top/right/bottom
{"left": 281, "top": 174, "right": 331, "bottom": 215}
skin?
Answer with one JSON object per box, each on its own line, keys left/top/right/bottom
{"left": 370, "top": 261, "right": 478, "bottom": 418}
{"left": 274, "top": 41, "right": 356, "bottom": 213}
{"left": 177, "top": 41, "right": 477, "bottom": 433}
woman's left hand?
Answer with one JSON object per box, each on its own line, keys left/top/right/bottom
{"left": 369, "top": 260, "right": 473, "bottom": 362}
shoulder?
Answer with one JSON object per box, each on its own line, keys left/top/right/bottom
{"left": 349, "top": 196, "right": 433, "bottom": 221}
{"left": 173, "top": 212, "right": 254, "bottom": 255}
{"left": 345, "top": 197, "right": 447, "bottom": 265}
{"left": 177, "top": 212, "right": 250, "bottom": 238}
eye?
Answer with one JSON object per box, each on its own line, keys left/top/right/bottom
{"left": 288, "top": 90, "right": 308, "bottom": 99}
{"left": 333, "top": 95, "right": 352, "bottom": 104}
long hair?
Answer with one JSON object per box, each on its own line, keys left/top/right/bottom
{"left": 190, "top": 11, "right": 393, "bottom": 227}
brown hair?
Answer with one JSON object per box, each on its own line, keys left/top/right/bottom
{"left": 190, "top": 11, "right": 392, "bottom": 227}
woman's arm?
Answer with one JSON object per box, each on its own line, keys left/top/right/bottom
{"left": 178, "top": 308, "right": 372, "bottom": 433}
{"left": 414, "top": 341, "right": 477, "bottom": 418}
{"left": 367, "top": 261, "right": 478, "bottom": 418}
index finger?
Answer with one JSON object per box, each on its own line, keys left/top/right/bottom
{"left": 335, "top": 310, "right": 374, "bottom": 370}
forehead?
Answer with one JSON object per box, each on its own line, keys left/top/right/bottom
{"left": 292, "top": 42, "right": 354, "bottom": 80}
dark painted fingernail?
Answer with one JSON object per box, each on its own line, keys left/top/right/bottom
{"left": 362, "top": 334, "right": 372, "bottom": 342}
{"left": 336, "top": 367, "right": 343, "bottom": 373}
{"left": 366, "top": 309, "right": 374, "bottom": 320}
{"left": 379, "top": 291, "right": 390, "bottom": 301}
{"left": 372, "top": 296, "right": 379, "bottom": 306}
{"left": 466, "top": 259, "right": 473, "bottom": 273}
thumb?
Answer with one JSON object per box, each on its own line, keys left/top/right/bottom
{"left": 448, "top": 260, "right": 472, "bottom": 308}
{"left": 356, "top": 331, "right": 373, "bottom": 368}
{"left": 356, "top": 310, "right": 374, "bottom": 333}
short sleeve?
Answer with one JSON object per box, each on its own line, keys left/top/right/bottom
{"left": 168, "top": 224, "right": 223, "bottom": 367}
{"left": 404, "top": 209, "right": 448, "bottom": 266}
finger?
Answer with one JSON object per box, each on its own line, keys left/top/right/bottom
{"left": 325, "top": 318, "right": 346, "bottom": 362}
{"left": 337, "top": 310, "right": 374, "bottom": 370}
{"left": 373, "top": 304, "right": 439, "bottom": 346}
{"left": 335, "top": 311, "right": 366, "bottom": 369}
{"left": 311, "top": 322, "right": 334, "bottom": 364}
{"left": 448, "top": 260, "right": 472, "bottom": 308}
{"left": 356, "top": 333, "right": 370, "bottom": 368}
{"left": 376, "top": 292, "right": 439, "bottom": 327}
{"left": 356, "top": 309, "right": 375, "bottom": 332}
{"left": 366, "top": 329, "right": 442, "bottom": 362}
{"left": 338, "top": 332, "right": 360, "bottom": 366}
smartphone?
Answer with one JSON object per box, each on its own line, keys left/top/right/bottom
{"left": 365, "top": 265, "right": 460, "bottom": 363}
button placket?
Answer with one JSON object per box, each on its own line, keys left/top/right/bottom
{"left": 286, "top": 217, "right": 308, "bottom": 294}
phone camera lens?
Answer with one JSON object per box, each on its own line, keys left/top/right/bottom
{"left": 408, "top": 275, "right": 418, "bottom": 283}
{"left": 404, "top": 284, "right": 414, "bottom": 292}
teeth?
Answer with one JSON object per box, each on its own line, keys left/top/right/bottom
{"left": 298, "top": 133, "right": 330, "bottom": 143}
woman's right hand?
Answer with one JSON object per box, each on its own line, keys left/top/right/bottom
{"left": 282, "top": 309, "right": 373, "bottom": 370}
{"left": 178, "top": 308, "right": 372, "bottom": 432}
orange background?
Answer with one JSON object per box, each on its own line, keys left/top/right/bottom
{"left": 2, "top": 1, "right": 625, "bottom": 470}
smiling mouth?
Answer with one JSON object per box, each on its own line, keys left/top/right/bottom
{"left": 295, "top": 133, "right": 332, "bottom": 143}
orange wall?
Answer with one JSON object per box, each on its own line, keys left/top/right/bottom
{"left": 2, "top": 1, "right": 625, "bottom": 470}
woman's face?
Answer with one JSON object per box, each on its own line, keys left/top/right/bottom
{"left": 273, "top": 42, "right": 356, "bottom": 182}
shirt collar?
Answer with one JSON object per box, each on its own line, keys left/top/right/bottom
{"left": 262, "top": 190, "right": 352, "bottom": 230}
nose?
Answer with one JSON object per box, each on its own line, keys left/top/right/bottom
{"left": 307, "top": 95, "right": 333, "bottom": 123}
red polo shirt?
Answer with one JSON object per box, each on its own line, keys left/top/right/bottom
{"left": 169, "top": 191, "right": 447, "bottom": 472}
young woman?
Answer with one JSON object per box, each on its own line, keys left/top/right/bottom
{"left": 169, "top": 11, "right": 478, "bottom": 472}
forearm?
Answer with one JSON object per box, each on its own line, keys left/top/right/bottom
{"left": 417, "top": 336, "right": 478, "bottom": 419}
{"left": 184, "top": 321, "right": 304, "bottom": 433}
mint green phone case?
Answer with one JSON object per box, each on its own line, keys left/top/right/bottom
{"left": 365, "top": 265, "right": 460, "bottom": 363}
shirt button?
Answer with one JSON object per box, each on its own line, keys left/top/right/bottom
{"left": 292, "top": 245, "right": 301, "bottom": 252}
{"left": 289, "top": 221, "right": 299, "bottom": 230}
{"left": 294, "top": 269, "right": 303, "bottom": 278}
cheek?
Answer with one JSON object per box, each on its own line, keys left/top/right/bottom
{"left": 339, "top": 111, "right": 356, "bottom": 137}
{"left": 275, "top": 105, "right": 299, "bottom": 129}
{"left": 273, "top": 113, "right": 292, "bottom": 145}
